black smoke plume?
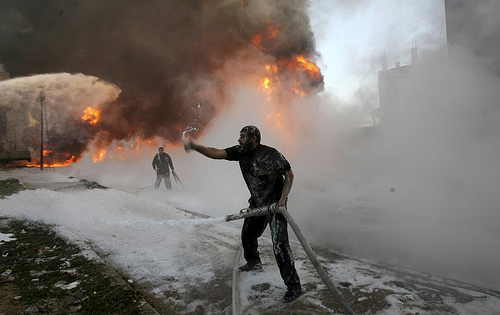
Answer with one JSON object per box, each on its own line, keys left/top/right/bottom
{"left": 0, "top": 0, "right": 323, "bottom": 161}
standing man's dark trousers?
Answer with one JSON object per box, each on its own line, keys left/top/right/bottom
{"left": 154, "top": 172, "right": 172, "bottom": 190}
{"left": 241, "top": 213, "right": 301, "bottom": 289}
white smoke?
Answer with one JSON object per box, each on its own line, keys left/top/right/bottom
{"left": 0, "top": 73, "right": 120, "bottom": 113}
{"left": 293, "top": 0, "right": 500, "bottom": 291}
{"left": 309, "top": 0, "right": 446, "bottom": 103}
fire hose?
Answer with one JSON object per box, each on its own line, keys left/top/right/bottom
{"left": 226, "top": 204, "right": 358, "bottom": 315}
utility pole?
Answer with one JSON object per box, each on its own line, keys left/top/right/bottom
{"left": 40, "top": 88, "right": 45, "bottom": 171}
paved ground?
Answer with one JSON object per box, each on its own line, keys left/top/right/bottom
{"left": 2, "top": 168, "right": 500, "bottom": 314}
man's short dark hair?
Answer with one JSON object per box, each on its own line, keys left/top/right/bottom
{"left": 158, "top": 147, "right": 164, "bottom": 150}
{"left": 241, "top": 125, "right": 261, "bottom": 143}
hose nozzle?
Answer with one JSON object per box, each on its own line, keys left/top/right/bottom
{"left": 225, "top": 203, "right": 282, "bottom": 221}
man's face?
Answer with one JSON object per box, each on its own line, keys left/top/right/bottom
{"left": 238, "top": 132, "right": 252, "bottom": 145}
{"left": 238, "top": 132, "right": 253, "bottom": 152}
{"left": 159, "top": 148, "right": 164, "bottom": 153}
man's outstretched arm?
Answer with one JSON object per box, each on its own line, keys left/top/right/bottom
{"left": 185, "top": 140, "right": 227, "bottom": 160}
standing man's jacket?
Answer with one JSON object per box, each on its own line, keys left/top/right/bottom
{"left": 152, "top": 152, "right": 174, "bottom": 175}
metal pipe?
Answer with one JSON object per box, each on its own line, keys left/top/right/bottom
{"left": 225, "top": 204, "right": 358, "bottom": 315}
{"left": 40, "top": 88, "right": 45, "bottom": 171}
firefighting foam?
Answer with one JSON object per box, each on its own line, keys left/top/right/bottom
{"left": 112, "top": 217, "right": 226, "bottom": 227}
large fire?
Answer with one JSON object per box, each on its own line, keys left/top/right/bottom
{"left": 3, "top": 1, "right": 324, "bottom": 168}
{"left": 79, "top": 19, "right": 323, "bottom": 163}
{"left": 25, "top": 106, "right": 103, "bottom": 167}
{"left": 20, "top": 16, "right": 323, "bottom": 167}
{"left": 252, "top": 19, "right": 323, "bottom": 100}
{"left": 258, "top": 54, "right": 322, "bottom": 100}
{"left": 253, "top": 23, "right": 323, "bottom": 149}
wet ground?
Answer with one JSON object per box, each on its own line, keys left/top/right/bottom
{"left": 2, "top": 168, "right": 500, "bottom": 314}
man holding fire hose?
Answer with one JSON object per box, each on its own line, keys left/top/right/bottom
{"left": 152, "top": 147, "right": 176, "bottom": 190}
{"left": 184, "top": 125, "right": 302, "bottom": 303}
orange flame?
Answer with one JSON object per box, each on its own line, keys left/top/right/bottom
{"left": 257, "top": 55, "right": 322, "bottom": 100}
{"left": 87, "top": 137, "right": 161, "bottom": 164}
{"left": 254, "top": 54, "right": 323, "bottom": 150}
{"left": 290, "top": 55, "right": 322, "bottom": 82}
{"left": 291, "top": 87, "right": 306, "bottom": 98}
{"left": 265, "top": 64, "right": 278, "bottom": 73}
{"left": 258, "top": 76, "right": 279, "bottom": 101}
{"left": 81, "top": 106, "right": 101, "bottom": 125}
{"left": 26, "top": 155, "right": 76, "bottom": 168}
{"left": 251, "top": 21, "right": 280, "bottom": 51}
{"left": 265, "top": 109, "right": 295, "bottom": 148}
{"left": 93, "top": 149, "right": 107, "bottom": 163}
{"left": 251, "top": 19, "right": 322, "bottom": 101}
{"left": 261, "top": 77, "right": 271, "bottom": 89}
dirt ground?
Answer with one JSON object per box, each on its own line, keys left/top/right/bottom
{"left": 0, "top": 218, "right": 161, "bottom": 315}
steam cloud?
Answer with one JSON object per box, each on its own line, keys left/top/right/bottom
{"left": 289, "top": 0, "right": 500, "bottom": 291}
{"left": 0, "top": 0, "right": 323, "bottom": 161}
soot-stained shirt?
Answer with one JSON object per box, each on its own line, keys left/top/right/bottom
{"left": 225, "top": 144, "right": 291, "bottom": 208}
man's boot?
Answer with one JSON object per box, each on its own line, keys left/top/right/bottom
{"left": 238, "top": 261, "right": 262, "bottom": 272}
{"left": 283, "top": 285, "right": 301, "bottom": 303}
